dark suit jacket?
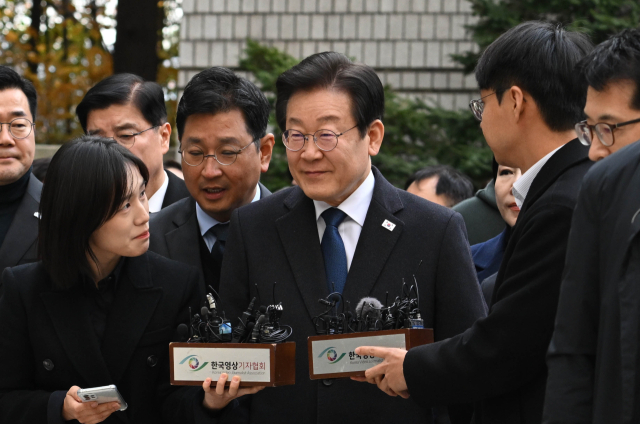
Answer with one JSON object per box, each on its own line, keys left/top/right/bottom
{"left": 218, "top": 166, "right": 487, "bottom": 424}
{"left": 544, "top": 140, "right": 640, "bottom": 424}
{"left": 161, "top": 170, "right": 191, "bottom": 209}
{"left": 149, "top": 183, "right": 271, "bottom": 295}
{"left": 404, "top": 139, "right": 592, "bottom": 424}
{"left": 0, "top": 251, "right": 205, "bottom": 424}
{"left": 0, "top": 173, "right": 42, "bottom": 275}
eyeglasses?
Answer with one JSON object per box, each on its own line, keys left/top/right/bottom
{"left": 575, "top": 118, "right": 640, "bottom": 147}
{"left": 469, "top": 92, "right": 497, "bottom": 122}
{"left": 282, "top": 125, "right": 358, "bottom": 152}
{"left": 102, "top": 125, "right": 159, "bottom": 148}
{"left": 0, "top": 118, "right": 35, "bottom": 139}
{"left": 179, "top": 140, "right": 256, "bottom": 166}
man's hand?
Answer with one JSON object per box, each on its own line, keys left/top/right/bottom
{"left": 202, "top": 373, "right": 264, "bottom": 411}
{"left": 350, "top": 346, "right": 410, "bottom": 399}
{"left": 61, "top": 386, "right": 121, "bottom": 424}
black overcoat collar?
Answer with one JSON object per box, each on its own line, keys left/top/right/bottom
{"left": 275, "top": 166, "right": 404, "bottom": 320}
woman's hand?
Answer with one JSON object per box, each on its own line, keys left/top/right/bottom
{"left": 61, "top": 386, "right": 121, "bottom": 424}
{"left": 202, "top": 374, "right": 264, "bottom": 411}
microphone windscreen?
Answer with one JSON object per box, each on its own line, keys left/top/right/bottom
{"left": 245, "top": 321, "right": 255, "bottom": 331}
{"left": 177, "top": 324, "right": 189, "bottom": 341}
{"left": 356, "top": 297, "right": 383, "bottom": 318}
{"left": 259, "top": 305, "right": 267, "bottom": 314}
{"left": 201, "top": 306, "right": 210, "bottom": 317}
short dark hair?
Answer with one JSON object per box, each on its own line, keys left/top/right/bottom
{"left": 275, "top": 52, "right": 384, "bottom": 138}
{"left": 475, "top": 21, "right": 593, "bottom": 131}
{"left": 405, "top": 165, "right": 474, "bottom": 206}
{"left": 577, "top": 28, "right": 640, "bottom": 111}
{"left": 0, "top": 66, "right": 38, "bottom": 120}
{"left": 38, "top": 136, "right": 149, "bottom": 289}
{"left": 76, "top": 73, "right": 167, "bottom": 133}
{"left": 176, "top": 67, "right": 269, "bottom": 147}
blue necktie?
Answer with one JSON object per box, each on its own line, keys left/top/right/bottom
{"left": 321, "top": 208, "right": 348, "bottom": 294}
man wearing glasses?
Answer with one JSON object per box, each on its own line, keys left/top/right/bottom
{"left": 149, "top": 67, "right": 274, "bottom": 300}
{"left": 76, "top": 73, "right": 190, "bottom": 212}
{"left": 0, "top": 66, "right": 41, "bottom": 280}
{"left": 217, "top": 52, "right": 486, "bottom": 423}
{"left": 544, "top": 28, "right": 640, "bottom": 423}
{"left": 354, "top": 22, "right": 594, "bottom": 424}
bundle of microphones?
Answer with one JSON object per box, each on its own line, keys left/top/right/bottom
{"left": 312, "top": 278, "right": 424, "bottom": 335}
{"left": 177, "top": 284, "right": 293, "bottom": 344}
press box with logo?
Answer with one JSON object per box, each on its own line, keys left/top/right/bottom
{"left": 307, "top": 328, "right": 433, "bottom": 379}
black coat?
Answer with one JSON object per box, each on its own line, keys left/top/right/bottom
{"left": 149, "top": 183, "right": 271, "bottom": 296}
{"left": 161, "top": 170, "right": 191, "bottom": 209}
{"left": 0, "top": 173, "right": 41, "bottom": 276}
{"left": 218, "top": 167, "right": 487, "bottom": 424}
{"left": 0, "top": 251, "right": 206, "bottom": 424}
{"left": 403, "top": 139, "right": 592, "bottom": 424}
{"left": 544, "top": 140, "right": 640, "bottom": 424}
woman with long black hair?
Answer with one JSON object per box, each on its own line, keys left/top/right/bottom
{"left": 0, "top": 137, "right": 202, "bottom": 423}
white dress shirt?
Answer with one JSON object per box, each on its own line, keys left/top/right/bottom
{"left": 197, "top": 183, "right": 261, "bottom": 252}
{"left": 147, "top": 171, "right": 169, "bottom": 213}
{"left": 512, "top": 145, "right": 564, "bottom": 208}
{"left": 314, "top": 170, "right": 375, "bottom": 271}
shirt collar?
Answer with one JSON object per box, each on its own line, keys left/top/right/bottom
{"left": 196, "top": 183, "right": 261, "bottom": 236}
{"left": 512, "top": 145, "right": 564, "bottom": 208}
{"left": 147, "top": 171, "right": 169, "bottom": 213}
{"left": 82, "top": 257, "right": 126, "bottom": 291}
{"left": 313, "top": 169, "right": 375, "bottom": 226}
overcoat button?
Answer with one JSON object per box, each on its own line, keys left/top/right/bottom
{"left": 43, "top": 359, "right": 54, "bottom": 371}
{"left": 147, "top": 355, "right": 158, "bottom": 367}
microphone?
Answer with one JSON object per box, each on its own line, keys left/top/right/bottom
{"left": 356, "top": 297, "right": 383, "bottom": 331}
{"left": 177, "top": 323, "right": 189, "bottom": 342}
{"left": 250, "top": 314, "right": 268, "bottom": 342}
{"left": 201, "top": 306, "right": 210, "bottom": 318}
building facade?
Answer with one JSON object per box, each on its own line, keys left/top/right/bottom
{"left": 178, "top": 0, "right": 479, "bottom": 110}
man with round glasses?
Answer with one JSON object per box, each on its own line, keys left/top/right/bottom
{"left": 544, "top": 28, "right": 640, "bottom": 423}
{"left": 149, "top": 66, "right": 273, "bottom": 300}
{"left": 76, "top": 73, "right": 190, "bottom": 212}
{"left": 0, "top": 66, "right": 42, "bottom": 281}
{"left": 218, "top": 51, "right": 486, "bottom": 424}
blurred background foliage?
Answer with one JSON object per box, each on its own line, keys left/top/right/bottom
{"left": 0, "top": 0, "right": 639, "bottom": 189}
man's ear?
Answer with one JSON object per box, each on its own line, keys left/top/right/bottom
{"left": 259, "top": 133, "right": 275, "bottom": 173}
{"left": 159, "top": 122, "right": 172, "bottom": 155}
{"left": 507, "top": 86, "right": 526, "bottom": 123}
{"left": 367, "top": 120, "right": 384, "bottom": 156}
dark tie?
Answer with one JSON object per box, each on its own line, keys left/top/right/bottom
{"left": 208, "top": 223, "right": 229, "bottom": 265}
{"left": 321, "top": 208, "right": 348, "bottom": 294}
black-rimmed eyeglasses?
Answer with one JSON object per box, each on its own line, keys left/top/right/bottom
{"left": 469, "top": 92, "right": 497, "bottom": 122}
{"left": 0, "top": 117, "right": 35, "bottom": 139}
{"left": 575, "top": 118, "right": 640, "bottom": 147}
{"left": 282, "top": 125, "right": 358, "bottom": 152}
{"left": 179, "top": 140, "right": 256, "bottom": 166}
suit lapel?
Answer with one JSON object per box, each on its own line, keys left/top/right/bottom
{"left": 100, "top": 254, "right": 162, "bottom": 384}
{"left": 162, "top": 170, "right": 190, "bottom": 209}
{"left": 276, "top": 187, "right": 329, "bottom": 320}
{"left": 40, "top": 289, "right": 113, "bottom": 385}
{"left": 519, "top": 139, "right": 589, "bottom": 216}
{"left": 343, "top": 169, "right": 404, "bottom": 303}
{"left": 165, "top": 199, "right": 206, "bottom": 293}
{"left": 258, "top": 182, "right": 271, "bottom": 198}
{"left": 0, "top": 175, "right": 42, "bottom": 270}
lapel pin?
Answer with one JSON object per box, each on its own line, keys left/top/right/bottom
{"left": 382, "top": 219, "right": 396, "bottom": 231}
{"left": 34, "top": 212, "right": 41, "bottom": 219}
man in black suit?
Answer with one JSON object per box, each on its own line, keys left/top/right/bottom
{"left": 76, "top": 73, "right": 190, "bottom": 212}
{"left": 217, "top": 52, "right": 486, "bottom": 424}
{"left": 357, "top": 22, "right": 594, "bottom": 424}
{"left": 544, "top": 29, "right": 640, "bottom": 424}
{"left": 149, "top": 67, "right": 274, "bottom": 296}
{"left": 0, "top": 66, "right": 41, "bottom": 277}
